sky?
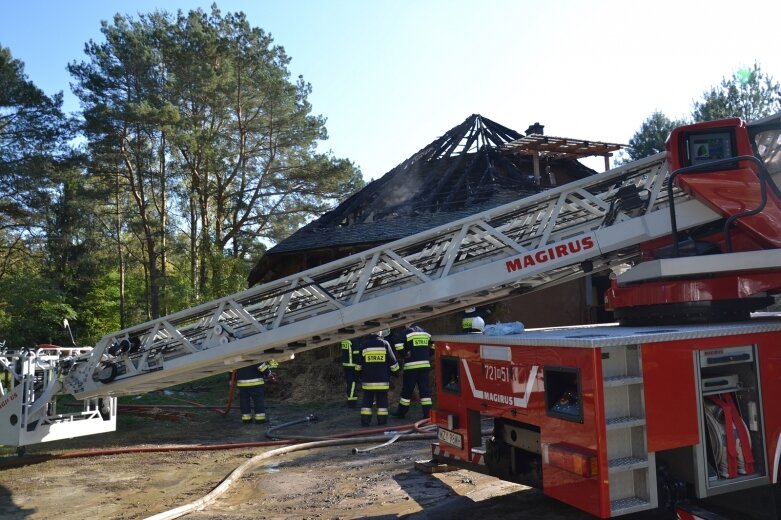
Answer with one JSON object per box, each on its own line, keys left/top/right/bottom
{"left": 2, "top": 0, "right": 781, "bottom": 180}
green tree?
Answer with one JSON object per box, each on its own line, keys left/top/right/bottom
{"left": 69, "top": 7, "right": 363, "bottom": 318}
{"left": 0, "top": 269, "right": 76, "bottom": 347}
{"left": 622, "top": 63, "right": 781, "bottom": 163}
{"left": 0, "top": 46, "right": 88, "bottom": 345}
{"left": 692, "top": 63, "right": 781, "bottom": 122}
{"left": 622, "top": 111, "right": 686, "bottom": 163}
{"left": 0, "top": 45, "right": 67, "bottom": 281}
{"left": 69, "top": 14, "right": 175, "bottom": 320}
{"left": 161, "top": 8, "right": 363, "bottom": 297}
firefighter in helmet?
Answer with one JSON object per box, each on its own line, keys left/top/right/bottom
{"left": 341, "top": 338, "right": 361, "bottom": 407}
{"left": 235, "top": 360, "right": 277, "bottom": 424}
{"left": 394, "top": 323, "right": 435, "bottom": 419}
{"left": 467, "top": 316, "right": 485, "bottom": 333}
{"left": 462, "top": 307, "right": 484, "bottom": 333}
{"left": 355, "top": 329, "right": 399, "bottom": 426}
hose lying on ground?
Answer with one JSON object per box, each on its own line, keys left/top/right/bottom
{"left": 352, "top": 432, "right": 403, "bottom": 454}
{"left": 0, "top": 412, "right": 440, "bottom": 518}
{"left": 0, "top": 415, "right": 435, "bottom": 470}
{"left": 0, "top": 438, "right": 294, "bottom": 470}
{"left": 266, "top": 414, "right": 434, "bottom": 441}
{"left": 144, "top": 431, "right": 437, "bottom": 520}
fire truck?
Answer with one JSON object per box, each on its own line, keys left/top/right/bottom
{"left": 1, "top": 113, "right": 780, "bottom": 518}
{"left": 430, "top": 116, "right": 781, "bottom": 519}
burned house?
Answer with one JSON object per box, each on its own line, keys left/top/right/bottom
{"left": 248, "top": 114, "right": 624, "bottom": 331}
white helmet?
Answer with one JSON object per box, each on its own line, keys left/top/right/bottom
{"left": 375, "top": 329, "right": 390, "bottom": 338}
{"left": 469, "top": 316, "right": 485, "bottom": 333}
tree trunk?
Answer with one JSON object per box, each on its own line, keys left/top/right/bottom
{"left": 189, "top": 182, "right": 198, "bottom": 300}
{"left": 159, "top": 132, "right": 167, "bottom": 315}
{"left": 115, "top": 172, "right": 126, "bottom": 330}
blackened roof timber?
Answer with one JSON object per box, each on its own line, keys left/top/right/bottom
{"left": 249, "top": 114, "right": 600, "bottom": 285}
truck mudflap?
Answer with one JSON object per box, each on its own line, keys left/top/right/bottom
{"left": 675, "top": 502, "right": 730, "bottom": 520}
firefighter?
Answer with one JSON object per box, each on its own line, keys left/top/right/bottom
{"left": 341, "top": 338, "right": 361, "bottom": 407}
{"left": 235, "top": 360, "right": 276, "bottom": 424}
{"left": 1, "top": 365, "right": 12, "bottom": 392}
{"left": 391, "top": 329, "right": 406, "bottom": 368}
{"left": 468, "top": 316, "right": 485, "bottom": 333}
{"left": 355, "top": 329, "right": 399, "bottom": 426}
{"left": 461, "top": 307, "right": 483, "bottom": 333}
{"left": 394, "top": 323, "right": 435, "bottom": 419}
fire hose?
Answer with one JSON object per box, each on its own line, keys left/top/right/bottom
{"left": 0, "top": 415, "right": 430, "bottom": 470}
{"left": 144, "top": 431, "right": 437, "bottom": 520}
{"left": 142, "top": 416, "right": 439, "bottom": 519}
{"left": 0, "top": 413, "right": 440, "bottom": 519}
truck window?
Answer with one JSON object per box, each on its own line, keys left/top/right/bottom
{"left": 544, "top": 366, "right": 583, "bottom": 423}
{"left": 440, "top": 356, "right": 460, "bottom": 395}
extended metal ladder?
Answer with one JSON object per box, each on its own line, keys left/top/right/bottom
{"left": 65, "top": 152, "right": 723, "bottom": 399}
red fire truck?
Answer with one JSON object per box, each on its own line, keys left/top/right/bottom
{"left": 430, "top": 116, "right": 781, "bottom": 519}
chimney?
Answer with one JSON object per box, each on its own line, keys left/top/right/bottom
{"left": 525, "top": 122, "right": 544, "bottom": 136}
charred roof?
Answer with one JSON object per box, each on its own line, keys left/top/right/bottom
{"left": 248, "top": 114, "right": 599, "bottom": 286}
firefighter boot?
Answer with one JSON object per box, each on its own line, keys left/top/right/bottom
{"left": 377, "top": 406, "right": 389, "bottom": 425}
{"left": 421, "top": 399, "right": 432, "bottom": 420}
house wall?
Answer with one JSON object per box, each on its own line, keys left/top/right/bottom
{"left": 418, "top": 276, "right": 609, "bottom": 336}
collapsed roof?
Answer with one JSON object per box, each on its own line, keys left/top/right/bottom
{"left": 248, "top": 114, "right": 601, "bottom": 286}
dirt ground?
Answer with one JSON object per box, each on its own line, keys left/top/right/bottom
{"left": 0, "top": 398, "right": 602, "bottom": 520}
{"left": 0, "top": 352, "right": 656, "bottom": 520}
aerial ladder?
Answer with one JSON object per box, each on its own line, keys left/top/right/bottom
{"left": 1, "top": 114, "right": 780, "bottom": 468}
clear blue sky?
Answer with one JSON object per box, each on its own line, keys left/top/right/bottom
{"left": 2, "top": 0, "right": 781, "bottom": 179}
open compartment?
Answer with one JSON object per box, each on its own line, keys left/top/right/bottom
{"left": 693, "top": 344, "right": 768, "bottom": 497}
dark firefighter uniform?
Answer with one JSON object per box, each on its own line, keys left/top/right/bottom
{"left": 355, "top": 332, "right": 399, "bottom": 426}
{"left": 1, "top": 366, "right": 12, "bottom": 392}
{"left": 341, "top": 339, "right": 361, "bottom": 407}
{"left": 236, "top": 361, "right": 272, "bottom": 424}
{"left": 395, "top": 324, "right": 434, "bottom": 419}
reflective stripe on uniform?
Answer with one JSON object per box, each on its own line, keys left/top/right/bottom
{"left": 362, "top": 382, "right": 390, "bottom": 390}
{"left": 406, "top": 332, "right": 431, "bottom": 344}
{"left": 399, "top": 397, "right": 411, "bottom": 406}
{"left": 237, "top": 378, "right": 265, "bottom": 386}
{"left": 403, "top": 360, "right": 430, "bottom": 370}
{"left": 341, "top": 340, "right": 356, "bottom": 366}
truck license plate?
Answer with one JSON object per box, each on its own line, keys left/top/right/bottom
{"left": 438, "top": 427, "right": 463, "bottom": 449}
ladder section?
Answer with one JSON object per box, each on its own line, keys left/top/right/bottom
{"left": 602, "top": 344, "right": 657, "bottom": 516}
{"left": 66, "top": 153, "right": 713, "bottom": 399}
